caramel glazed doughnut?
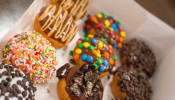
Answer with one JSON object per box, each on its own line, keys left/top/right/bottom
{"left": 34, "top": 5, "right": 78, "bottom": 48}
{"left": 111, "top": 65, "right": 152, "bottom": 100}
{"left": 51, "top": 0, "right": 88, "bottom": 20}
{"left": 56, "top": 63, "right": 104, "bottom": 100}
{"left": 73, "top": 38, "right": 117, "bottom": 78}
{"left": 83, "top": 13, "right": 126, "bottom": 49}
{"left": 120, "top": 39, "right": 156, "bottom": 77}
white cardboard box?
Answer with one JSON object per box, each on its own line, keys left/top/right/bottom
{"left": 0, "top": 0, "right": 175, "bottom": 100}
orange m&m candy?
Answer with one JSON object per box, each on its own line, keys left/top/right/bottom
{"left": 73, "top": 54, "right": 79, "bottom": 60}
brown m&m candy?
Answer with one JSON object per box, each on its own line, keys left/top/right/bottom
{"left": 111, "top": 65, "right": 152, "bottom": 100}
{"left": 57, "top": 64, "right": 104, "bottom": 100}
{"left": 120, "top": 39, "right": 156, "bottom": 77}
{"left": 0, "top": 61, "right": 36, "bottom": 100}
{"left": 83, "top": 13, "right": 126, "bottom": 49}
{"left": 72, "top": 38, "right": 117, "bottom": 78}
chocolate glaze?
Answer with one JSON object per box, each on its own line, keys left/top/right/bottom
{"left": 57, "top": 0, "right": 88, "bottom": 20}
{"left": 120, "top": 39, "right": 156, "bottom": 77}
{"left": 84, "top": 14, "right": 125, "bottom": 49}
{"left": 38, "top": 5, "right": 78, "bottom": 44}
{"left": 74, "top": 38, "right": 116, "bottom": 72}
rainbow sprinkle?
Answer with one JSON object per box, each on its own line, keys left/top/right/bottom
{"left": 3, "top": 31, "right": 57, "bottom": 84}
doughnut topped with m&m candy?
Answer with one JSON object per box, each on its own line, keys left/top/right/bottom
{"left": 83, "top": 13, "right": 126, "bottom": 49}
{"left": 73, "top": 37, "right": 117, "bottom": 78}
{"left": 3, "top": 31, "right": 57, "bottom": 84}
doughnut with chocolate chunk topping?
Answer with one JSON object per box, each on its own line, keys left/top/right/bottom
{"left": 111, "top": 65, "right": 152, "bottom": 100}
{"left": 120, "top": 39, "right": 156, "bottom": 77}
{"left": 0, "top": 61, "right": 36, "bottom": 100}
{"left": 83, "top": 13, "right": 126, "bottom": 49}
{"left": 57, "top": 64, "right": 103, "bottom": 100}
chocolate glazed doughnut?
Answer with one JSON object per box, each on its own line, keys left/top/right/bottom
{"left": 111, "top": 65, "right": 152, "bottom": 100}
{"left": 83, "top": 13, "right": 126, "bottom": 49}
{"left": 34, "top": 5, "right": 78, "bottom": 48}
{"left": 51, "top": 0, "right": 88, "bottom": 20}
{"left": 119, "top": 39, "right": 156, "bottom": 77}
{"left": 73, "top": 38, "right": 117, "bottom": 78}
{"left": 56, "top": 64, "right": 104, "bottom": 100}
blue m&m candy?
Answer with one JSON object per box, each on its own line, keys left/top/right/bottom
{"left": 87, "top": 56, "right": 93, "bottom": 62}
{"left": 81, "top": 54, "right": 87, "bottom": 60}
{"left": 103, "top": 60, "right": 108, "bottom": 66}
{"left": 99, "top": 66, "right": 105, "bottom": 72}
{"left": 113, "top": 28, "right": 118, "bottom": 32}
{"left": 110, "top": 16, "right": 114, "bottom": 19}
{"left": 111, "top": 24, "right": 116, "bottom": 28}
{"left": 117, "top": 23, "right": 121, "bottom": 27}
{"left": 91, "top": 38, "right": 97, "bottom": 44}
{"left": 113, "top": 44, "right": 118, "bottom": 48}
{"left": 83, "top": 29, "right": 87, "bottom": 34}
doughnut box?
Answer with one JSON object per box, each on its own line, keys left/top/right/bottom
{"left": 0, "top": 0, "right": 175, "bottom": 100}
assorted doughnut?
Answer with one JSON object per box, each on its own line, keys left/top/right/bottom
{"left": 0, "top": 61, "right": 36, "bottom": 100}
{"left": 83, "top": 13, "right": 126, "bottom": 49}
{"left": 0, "top": 1, "right": 158, "bottom": 100}
{"left": 34, "top": 5, "right": 78, "bottom": 48}
{"left": 119, "top": 39, "right": 156, "bottom": 77}
{"left": 3, "top": 31, "right": 57, "bottom": 84}
{"left": 51, "top": 0, "right": 88, "bottom": 20}
{"left": 72, "top": 37, "right": 117, "bottom": 78}
{"left": 56, "top": 63, "right": 103, "bottom": 100}
{"left": 111, "top": 65, "right": 152, "bottom": 100}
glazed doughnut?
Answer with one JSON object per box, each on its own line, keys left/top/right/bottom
{"left": 3, "top": 31, "right": 57, "bottom": 84}
{"left": 0, "top": 61, "right": 36, "bottom": 100}
{"left": 119, "top": 39, "right": 156, "bottom": 77}
{"left": 83, "top": 13, "right": 126, "bottom": 49}
{"left": 56, "top": 63, "right": 104, "bottom": 100}
{"left": 51, "top": 0, "right": 88, "bottom": 20}
{"left": 72, "top": 38, "right": 117, "bottom": 78}
{"left": 111, "top": 65, "right": 152, "bottom": 100}
{"left": 34, "top": 5, "right": 78, "bottom": 48}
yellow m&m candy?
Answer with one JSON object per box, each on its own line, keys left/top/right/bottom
{"left": 97, "top": 13, "right": 103, "bottom": 18}
{"left": 83, "top": 42, "right": 90, "bottom": 48}
{"left": 75, "top": 48, "right": 82, "bottom": 54}
{"left": 98, "top": 42, "right": 103, "bottom": 50}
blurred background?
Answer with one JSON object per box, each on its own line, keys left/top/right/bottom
{"left": 0, "top": 0, "right": 174, "bottom": 37}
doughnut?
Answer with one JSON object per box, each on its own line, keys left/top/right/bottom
{"left": 51, "top": 0, "right": 88, "bottom": 20}
{"left": 83, "top": 13, "right": 126, "bottom": 49}
{"left": 56, "top": 63, "right": 103, "bottom": 100}
{"left": 119, "top": 39, "right": 156, "bottom": 77}
{"left": 0, "top": 61, "right": 36, "bottom": 100}
{"left": 111, "top": 65, "right": 152, "bottom": 100}
{"left": 72, "top": 38, "right": 117, "bottom": 78}
{"left": 3, "top": 31, "right": 57, "bottom": 84}
{"left": 34, "top": 5, "right": 78, "bottom": 48}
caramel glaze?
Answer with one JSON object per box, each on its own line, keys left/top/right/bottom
{"left": 65, "top": 67, "right": 103, "bottom": 100}
{"left": 55, "top": 0, "right": 88, "bottom": 20}
{"left": 38, "top": 5, "right": 78, "bottom": 45}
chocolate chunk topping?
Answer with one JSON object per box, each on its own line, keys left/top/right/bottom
{"left": 56, "top": 63, "right": 70, "bottom": 79}
{"left": 0, "top": 61, "right": 36, "bottom": 100}
{"left": 67, "top": 64, "right": 103, "bottom": 100}
{"left": 116, "top": 65, "right": 152, "bottom": 100}
{"left": 120, "top": 39, "right": 156, "bottom": 77}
